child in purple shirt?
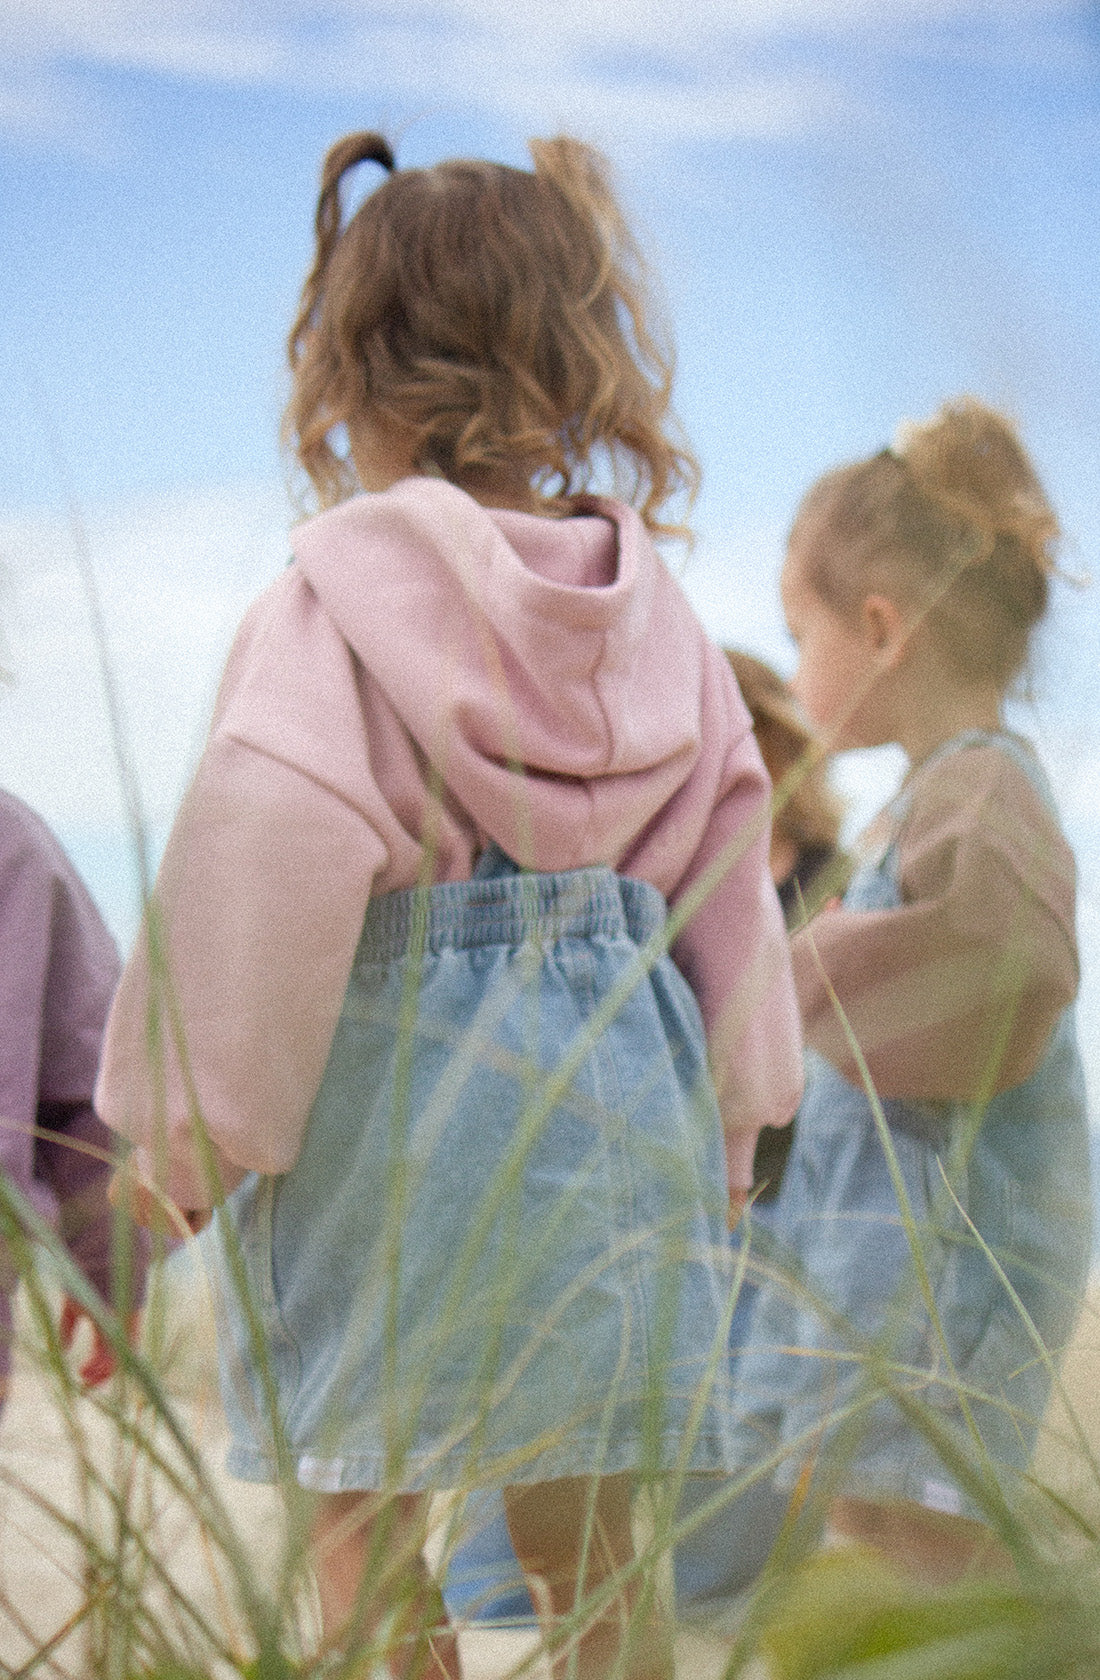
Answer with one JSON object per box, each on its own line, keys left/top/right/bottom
{"left": 0, "top": 788, "right": 136, "bottom": 1394}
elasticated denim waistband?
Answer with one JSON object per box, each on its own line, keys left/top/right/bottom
{"left": 354, "top": 864, "right": 666, "bottom": 965}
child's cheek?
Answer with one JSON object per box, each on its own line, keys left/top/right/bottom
{"left": 791, "top": 667, "right": 830, "bottom": 734}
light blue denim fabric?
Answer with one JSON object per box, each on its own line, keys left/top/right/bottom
{"left": 442, "top": 1197, "right": 792, "bottom": 1623}
{"left": 208, "top": 848, "right": 739, "bottom": 1493}
{"left": 441, "top": 1494, "right": 536, "bottom": 1624}
{"left": 728, "top": 731, "right": 1093, "bottom": 1521}
{"left": 669, "top": 1196, "right": 799, "bottom": 1610}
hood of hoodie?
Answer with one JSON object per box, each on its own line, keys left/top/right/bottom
{"left": 96, "top": 476, "right": 796, "bottom": 1206}
{"left": 291, "top": 478, "right": 737, "bottom": 871}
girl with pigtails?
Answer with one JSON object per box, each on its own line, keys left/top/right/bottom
{"left": 733, "top": 398, "right": 1091, "bottom": 1585}
{"left": 97, "top": 132, "right": 803, "bottom": 1675}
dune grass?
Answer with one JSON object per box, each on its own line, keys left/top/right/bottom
{"left": 1, "top": 854, "right": 1096, "bottom": 1680}
{"left": 1, "top": 479, "right": 1093, "bottom": 1679}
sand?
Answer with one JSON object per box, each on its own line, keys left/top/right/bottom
{"left": 1, "top": 1242, "right": 1096, "bottom": 1678}
{"left": 0, "top": 1246, "right": 744, "bottom": 1679}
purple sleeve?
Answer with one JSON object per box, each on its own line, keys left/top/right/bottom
{"left": 35, "top": 1100, "right": 132, "bottom": 1308}
{"left": 0, "top": 794, "right": 142, "bottom": 1306}
{"left": 0, "top": 802, "right": 54, "bottom": 1188}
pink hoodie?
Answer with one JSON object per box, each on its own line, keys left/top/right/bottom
{"left": 96, "top": 480, "right": 803, "bottom": 1208}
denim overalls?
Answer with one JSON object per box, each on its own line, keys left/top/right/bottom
{"left": 207, "top": 846, "right": 740, "bottom": 1495}
{"left": 728, "top": 730, "right": 1092, "bottom": 1521}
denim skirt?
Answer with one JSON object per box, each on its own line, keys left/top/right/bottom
{"left": 208, "top": 851, "right": 738, "bottom": 1493}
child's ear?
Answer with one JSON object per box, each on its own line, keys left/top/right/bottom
{"left": 860, "top": 593, "right": 909, "bottom": 668}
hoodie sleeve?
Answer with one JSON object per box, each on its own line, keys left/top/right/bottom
{"left": 95, "top": 571, "right": 390, "bottom": 1210}
{"left": 0, "top": 806, "right": 59, "bottom": 1178}
{"left": 670, "top": 682, "right": 804, "bottom": 1190}
{"left": 791, "top": 743, "right": 1078, "bottom": 1101}
{"left": 0, "top": 796, "right": 145, "bottom": 1307}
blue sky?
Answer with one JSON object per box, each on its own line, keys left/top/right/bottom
{"left": 1, "top": 0, "right": 1098, "bottom": 1100}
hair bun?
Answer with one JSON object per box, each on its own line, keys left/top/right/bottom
{"left": 895, "top": 396, "right": 1059, "bottom": 576}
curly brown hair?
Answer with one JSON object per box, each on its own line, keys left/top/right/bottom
{"left": 789, "top": 397, "right": 1059, "bottom": 689}
{"left": 283, "top": 131, "right": 698, "bottom": 535}
{"left": 725, "top": 649, "right": 843, "bottom": 854}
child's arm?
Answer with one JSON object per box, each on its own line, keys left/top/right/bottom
{"left": 1, "top": 795, "right": 145, "bottom": 1380}
{"left": 792, "top": 744, "right": 1077, "bottom": 1101}
{"left": 38, "top": 1099, "right": 146, "bottom": 1381}
{"left": 670, "top": 710, "right": 804, "bottom": 1195}
{"left": 95, "top": 572, "right": 391, "bottom": 1212}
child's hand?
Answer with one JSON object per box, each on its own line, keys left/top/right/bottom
{"left": 59, "top": 1297, "right": 141, "bottom": 1388}
{"left": 109, "top": 1159, "right": 210, "bottom": 1236}
{"left": 727, "top": 1184, "right": 749, "bottom": 1231}
{"left": 108, "top": 1158, "right": 161, "bottom": 1229}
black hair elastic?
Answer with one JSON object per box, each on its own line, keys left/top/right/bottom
{"left": 364, "top": 135, "right": 397, "bottom": 173}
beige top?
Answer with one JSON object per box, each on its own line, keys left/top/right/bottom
{"left": 791, "top": 739, "right": 1079, "bottom": 1102}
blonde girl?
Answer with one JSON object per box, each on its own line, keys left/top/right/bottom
{"left": 98, "top": 133, "right": 802, "bottom": 1675}
{"left": 733, "top": 398, "right": 1091, "bottom": 1583}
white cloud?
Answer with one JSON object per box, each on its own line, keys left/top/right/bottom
{"left": 676, "top": 521, "right": 791, "bottom": 660}
{"left": 2, "top": 0, "right": 1084, "bottom": 94}
{"left": 0, "top": 0, "right": 1082, "bottom": 148}
{"left": 0, "top": 483, "right": 288, "bottom": 828}
{"left": 496, "top": 68, "right": 847, "bottom": 143}
{"left": 0, "top": 58, "right": 123, "bottom": 153}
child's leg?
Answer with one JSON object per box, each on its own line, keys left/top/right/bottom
{"left": 503, "top": 1474, "right": 673, "bottom": 1680}
{"left": 311, "top": 1490, "right": 461, "bottom": 1680}
{"left": 828, "top": 1495, "right": 1013, "bottom": 1587}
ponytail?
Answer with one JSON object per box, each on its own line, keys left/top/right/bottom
{"left": 288, "top": 132, "right": 396, "bottom": 383}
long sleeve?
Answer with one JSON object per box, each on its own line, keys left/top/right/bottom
{"left": 0, "top": 815, "right": 56, "bottom": 1195}
{"left": 97, "top": 490, "right": 810, "bottom": 1207}
{"left": 96, "top": 576, "right": 391, "bottom": 1209}
{"left": 0, "top": 793, "right": 130, "bottom": 1305}
{"left": 791, "top": 743, "right": 1078, "bottom": 1102}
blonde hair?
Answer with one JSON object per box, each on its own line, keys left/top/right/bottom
{"left": 283, "top": 131, "right": 698, "bottom": 534}
{"left": 789, "top": 397, "right": 1059, "bottom": 688}
{"left": 725, "top": 648, "right": 842, "bottom": 853}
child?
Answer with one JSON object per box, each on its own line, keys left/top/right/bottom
{"left": 723, "top": 648, "right": 846, "bottom": 1208}
{"left": 732, "top": 398, "right": 1092, "bottom": 1584}
{"left": 666, "top": 651, "right": 847, "bottom": 1613}
{"left": 97, "top": 132, "right": 803, "bottom": 1676}
{"left": 0, "top": 788, "right": 138, "bottom": 1397}
{"left": 724, "top": 649, "right": 844, "bottom": 932}
{"left": 444, "top": 650, "right": 843, "bottom": 1626}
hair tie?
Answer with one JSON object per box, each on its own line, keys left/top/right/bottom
{"left": 332, "top": 132, "right": 397, "bottom": 184}
{"left": 368, "top": 136, "right": 397, "bottom": 174}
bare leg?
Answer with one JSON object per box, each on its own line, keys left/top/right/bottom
{"left": 828, "top": 1495, "right": 1014, "bottom": 1587}
{"left": 311, "top": 1490, "right": 461, "bottom": 1680}
{"left": 503, "top": 1475, "right": 673, "bottom": 1680}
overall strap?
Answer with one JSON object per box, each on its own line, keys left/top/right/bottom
{"left": 896, "top": 728, "right": 1058, "bottom": 825}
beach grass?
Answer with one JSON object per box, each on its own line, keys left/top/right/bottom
{"left": 2, "top": 504, "right": 1093, "bottom": 1678}
{"left": 1, "top": 1026, "right": 1097, "bottom": 1679}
